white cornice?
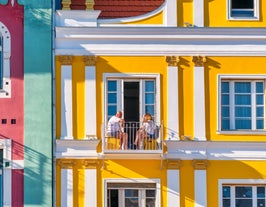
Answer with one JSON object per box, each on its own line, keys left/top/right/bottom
{"left": 55, "top": 27, "right": 266, "bottom": 56}
{"left": 165, "top": 140, "right": 266, "bottom": 160}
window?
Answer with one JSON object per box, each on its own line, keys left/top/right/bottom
{"left": 220, "top": 181, "right": 266, "bottom": 207}
{"left": 228, "top": 0, "right": 259, "bottom": 19}
{"left": 0, "top": 22, "right": 11, "bottom": 98}
{"left": 104, "top": 74, "right": 160, "bottom": 123}
{"left": 219, "top": 77, "right": 265, "bottom": 131}
{"left": 105, "top": 179, "right": 160, "bottom": 207}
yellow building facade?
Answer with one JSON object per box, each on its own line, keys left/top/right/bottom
{"left": 55, "top": 0, "right": 266, "bottom": 206}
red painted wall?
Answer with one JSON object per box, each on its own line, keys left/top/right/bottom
{"left": 0, "top": 1, "right": 24, "bottom": 206}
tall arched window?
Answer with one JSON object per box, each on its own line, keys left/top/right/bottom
{"left": 0, "top": 22, "right": 11, "bottom": 98}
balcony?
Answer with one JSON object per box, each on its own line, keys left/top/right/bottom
{"left": 102, "top": 122, "right": 163, "bottom": 154}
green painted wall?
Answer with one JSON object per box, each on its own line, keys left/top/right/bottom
{"left": 18, "top": 0, "right": 53, "bottom": 206}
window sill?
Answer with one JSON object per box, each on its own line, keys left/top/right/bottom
{"left": 217, "top": 130, "right": 266, "bottom": 135}
{"left": 228, "top": 17, "right": 259, "bottom": 21}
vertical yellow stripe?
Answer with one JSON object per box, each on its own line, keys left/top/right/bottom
{"left": 55, "top": 57, "right": 62, "bottom": 139}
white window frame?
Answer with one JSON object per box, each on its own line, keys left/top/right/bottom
{"left": 103, "top": 178, "right": 161, "bottom": 207}
{"left": 227, "top": 0, "right": 259, "bottom": 20}
{"left": 0, "top": 139, "right": 12, "bottom": 207}
{"left": 103, "top": 73, "right": 161, "bottom": 124}
{"left": 218, "top": 179, "right": 266, "bottom": 207}
{"left": 0, "top": 22, "right": 11, "bottom": 98}
{"left": 217, "top": 75, "right": 266, "bottom": 134}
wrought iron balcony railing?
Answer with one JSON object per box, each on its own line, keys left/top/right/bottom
{"left": 102, "top": 121, "right": 163, "bottom": 153}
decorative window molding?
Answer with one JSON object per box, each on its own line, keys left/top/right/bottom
{"left": 103, "top": 178, "right": 160, "bottom": 207}
{"left": 103, "top": 73, "right": 161, "bottom": 124}
{"left": 0, "top": 22, "right": 11, "bottom": 98}
{"left": 219, "top": 179, "right": 266, "bottom": 207}
{"left": 217, "top": 75, "right": 266, "bottom": 134}
{"left": 227, "top": 0, "right": 259, "bottom": 20}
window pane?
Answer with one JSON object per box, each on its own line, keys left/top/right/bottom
{"left": 235, "top": 95, "right": 251, "bottom": 105}
{"left": 256, "top": 82, "right": 264, "bottom": 93}
{"left": 146, "top": 198, "right": 155, "bottom": 207}
{"left": 108, "top": 106, "right": 117, "bottom": 117}
{"left": 222, "top": 119, "right": 230, "bottom": 130}
{"left": 145, "top": 94, "right": 154, "bottom": 104}
{"left": 0, "top": 51, "right": 2, "bottom": 89}
{"left": 145, "top": 106, "right": 154, "bottom": 116}
{"left": 222, "top": 82, "right": 229, "bottom": 93}
{"left": 235, "top": 82, "right": 251, "bottom": 93}
{"left": 146, "top": 190, "right": 156, "bottom": 197}
{"left": 108, "top": 80, "right": 117, "bottom": 91}
{"left": 223, "top": 186, "right": 231, "bottom": 198}
{"left": 125, "top": 189, "right": 138, "bottom": 197}
{"left": 235, "top": 107, "right": 251, "bottom": 117}
{"left": 258, "top": 199, "right": 265, "bottom": 207}
{"left": 223, "top": 199, "right": 231, "bottom": 207}
{"left": 108, "top": 93, "right": 117, "bottom": 104}
{"left": 257, "top": 187, "right": 265, "bottom": 198}
{"left": 232, "top": 0, "right": 253, "bottom": 9}
{"left": 125, "top": 198, "right": 138, "bottom": 207}
{"left": 236, "top": 186, "right": 252, "bottom": 198}
{"left": 236, "top": 199, "right": 252, "bottom": 207}
{"left": 145, "top": 81, "right": 155, "bottom": 92}
{"left": 256, "top": 120, "right": 264, "bottom": 129}
{"left": 222, "top": 95, "right": 229, "bottom": 105}
{"left": 222, "top": 107, "right": 230, "bottom": 117}
{"left": 108, "top": 190, "right": 118, "bottom": 207}
{"left": 256, "top": 107, "right": 264, "bottom": 117}
{"left": 235, "top": 119, "right": 251, "bottom": 129}
{"left": 256, "top": 95, "right": 264, "bottom": 105}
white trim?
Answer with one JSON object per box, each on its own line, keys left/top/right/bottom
{"left": 85, "top": 169, "right": 97, "bottom": 207}
{"left": 165, "top": 140, "right": 266, "bottom": 160}
{"left": 0, "top": 139, "right": 12, "bottom": 207}
{"left": 217, "top": 74, "right": 266, "bottom": 133}
{"left": 61, "top": 169, "right": 73, "bottom": 207}
{"left": 227, "top": 0, "right": 260, "bottom": 20}
{"left": 61, "top": 65, "right": 73, "bottom": 139}
{"left": 218, "top": 179, "right": 266, "bottom": 207}
{"left": 164, "top": 0, "right": 177, "bottom": 26}
{"left": 85, "top": 66, "right": 96, "bottom": 136}
{"left": 167, "top": 170, "right": 180, "bottom": 207}
{"left": 0, "top": 21, "right": 11, "bottom": 98}
{"left": 167, "top": 66, "right": 179, "bottom": 140}
{"left": 98, "top": 3, "right": 166, "bottom": 26}
{"left": 103, "top": 178, "right": 161, "bottom": 207}
{"left": 193, "top": 0, "right": 204, "bottom": 27}
{"left": 55, "top": 139, "right": 100, "bottom": 158}
{"left": 103, "top": 73, "right": 161, "bottom": 124}
{"left": 195, "top": 170, "right": 207, "bottom": 207}
{"left": 194, "top": 66, "right": 206, "bottom": 140}
{"left": 55, "top": 27, "right": 266, "bottom": 56}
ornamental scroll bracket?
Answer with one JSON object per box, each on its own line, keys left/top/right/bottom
{"left": 166, "top": 56, "right": 180, "bottom": 66}
{"left": 192, "top": 159, "right": 208, "bottom": 170}
{"left": 192, "top": 56, "right": 206, "bottom": 67}
{"left": 57, "top": 159, "right": 76, "bottom": 169}
{"left": 58, "top": 55, "right": 73, "bottom": 65}
{"left": 166, "top": 159, "right": 182, "bottom": 170}
{"left": 83, "top": 56, "right": 97, "bottom": 66}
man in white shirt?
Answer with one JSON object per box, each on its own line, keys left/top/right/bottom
{"left": 107, "top": 111, "right": 128, "bottom": 150}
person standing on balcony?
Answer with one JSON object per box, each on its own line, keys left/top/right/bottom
{"left": 107, "top": 111, "right": 128, "bottom": 150}
{"left": 134, "top": 113, "right": 155, "bottom": 149}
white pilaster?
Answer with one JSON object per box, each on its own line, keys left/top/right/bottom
{"left": 194, "top": 0, "right": 204, "bottom": 27}
{"left": 167, "top": 170, "right": 180, "bottom": 207}
{"left": 61, "top": 66, "right": 73, "bottom": 139}
{"left": 85, "top": 169, "right": 97, "bottom": 207}
{"left": 61, "top": 169, "right": 73, "bottom": 207}
{"left": 164, "top": 0, "right": 178, "bottom": 26}
{"left": 85, "top": 66, "right": 96, "bottom": 136}
{"left": 167, "top": 65, "right": 179, "bottom": 140}
{"left": 195, "top": 170, "right": 207, "bottom": 207}
{"left": 194, "top": 66, "right": 206, "bottom": 140}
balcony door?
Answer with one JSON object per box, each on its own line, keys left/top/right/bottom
{"left": 106, "top": 78, "right": 157, "bottom": 122}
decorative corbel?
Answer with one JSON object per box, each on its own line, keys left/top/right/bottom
{"left": 166, "top": 56, "right": 180, "bottom": 66}
{"left": 192, "top": 56, "right": 206, "bottom": 67}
